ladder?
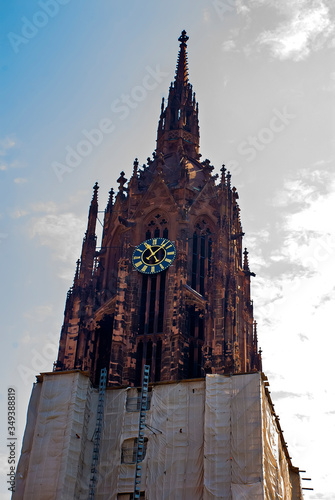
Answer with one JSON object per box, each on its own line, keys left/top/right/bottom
{"left": 88, "top": 367, "right": 107, "bottom": 500}
{"left": 133, "top": 364, "right": 150, "bottom": 500}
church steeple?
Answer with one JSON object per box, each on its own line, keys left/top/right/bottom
{"left": 156, "top": 30, "right": 199, "bottom": 159}
{"left": 56, "top": 31, "right": 261, "bottom": 384}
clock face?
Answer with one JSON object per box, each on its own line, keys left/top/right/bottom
{"left": 132, "top": 237, "right": 176, "bottom": 274}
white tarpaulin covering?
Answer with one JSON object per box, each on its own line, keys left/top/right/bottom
{"left": 261, "top": 384, "right": 292, "bottom": 499}
{"left": 204, "top": 374, "right": 263, "bottom": 499}
{"left": 15, "top": 371, "right": 301, "bottom": 499}
{"left": 14, "top": 372, "right": 94, "bottom": 500}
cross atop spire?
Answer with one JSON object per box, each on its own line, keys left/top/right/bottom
{"left": 175, "top": 30, "right": 189, "bottom": 85}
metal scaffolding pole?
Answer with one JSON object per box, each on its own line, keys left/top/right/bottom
{"left": 89, "top": 368, "right": 107, "bottom": 500}
{"left": 133, "top": 364, "right": 150, "bottom": 500}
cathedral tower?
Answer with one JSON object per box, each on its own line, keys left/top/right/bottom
{"left": 15, "top": 32, "right": 303, "bottom": 500}
{"left": 56, "top": 30, "right": 261, "bottom": 388}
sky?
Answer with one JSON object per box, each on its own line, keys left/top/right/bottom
{"left": 0, "top": 0, "right": 334, "bottom": 498}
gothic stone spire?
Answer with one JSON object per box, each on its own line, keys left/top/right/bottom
{"left": 156, "top": 30, "right": 199, "bottom": 159}
{"left": 79, "top": 182, "right": 98, "bottom": 285}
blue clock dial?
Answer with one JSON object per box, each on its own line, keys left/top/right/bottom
{"left": 132, "top": 238, "right": 176, "bottom": 274}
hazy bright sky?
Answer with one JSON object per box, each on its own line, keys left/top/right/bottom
{"left": 1, "top": 1, "right": 335, "bottom": 498}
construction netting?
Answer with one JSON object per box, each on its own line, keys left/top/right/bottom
{"left": 14, "top": 371, "right": 299, "bottom": 499}
{"left": 204, "top": 374, "right": 263, "bottom": 499}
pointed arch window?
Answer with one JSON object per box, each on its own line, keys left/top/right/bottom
{"left": 191, "top": 218, "right": 213, "bottom": 295}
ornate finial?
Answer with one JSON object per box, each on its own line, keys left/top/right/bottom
{"left": 106, "top": 187, "right": 114, "bottom": 212}
{"left": 73, "top": 259, "right": 80, "bottom": 286}
{"left": 202, "top": 159, "right": 214, "bottom": 179}
{"left": 133, "top": 158, "right": 139, "bottom": 176}
{"left": 117, "top": 171, "right": 127, "bottom": 194}
{"left": 161, "top": 97, "right": 165, "bottom": 113}
{"left": 220, "top": 164, "right": 226, "bottom": 186}
{"left": 243, "top": 248, "right": 250, "bottom": 271}
{"left": 227, "top": 170, "right": 231, "bottom": 189}
{"left": 254, "top": 320, "right": 258, "bottom": 343}
{"left": 178, "top": 30, "right": 189, "bottom": 46}
{"left": 92, "top": 181, "right": 99, "bottom": 200}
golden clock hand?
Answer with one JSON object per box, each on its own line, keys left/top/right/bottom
{"left": 144, "top": 242, "right": 159, "bottom": 262}
{"left": 150, "top": 245, "right": 165, "bottom": 258}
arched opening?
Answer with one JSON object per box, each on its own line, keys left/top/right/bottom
{"left": 94, "top": 314, "right": 114, "bottom": 386}
{"left": 190, "top": 218, "right": 213, "bottom": 295}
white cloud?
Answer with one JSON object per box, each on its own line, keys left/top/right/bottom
{"left": 0, "top": 164, "right": 7, "bottom": 171}
{"left": 24, "top": 305, "right": 54, "bottom": 323}
{"left": 250, "top": 166, "right": 335, "bottom": 346}
{"left": 244, "top": 228, "right": 271, "bottom": 271}
{"left": 221, "top": 40, "right": 237, "bottom": 52}
{"left": 235, "top": 0, "right": 250, "bottom": 15}
{"left": 30, "top": 201, "right": 58, "bottom": 213}
{"left": 273, "top": 179, "right": 315, "bottom": 207}
{"left": 256, "top": 2, "right": 334, "bottom": 60}
{"left": 203, "top": 7, "right": 211, "bottom": 23}
{"left": 30, "top": 212, "right": 86, "bottom": 279}
{"left": 285, "top": 184, "right": 335, "bottom": 234}
{"left": 0, "top": 136, "right": 15, "bottom": 156}
{"left": 14, "top": 177, "right": 27, "bottom": 184}
{"left": 267, "top": 169, "right": 335, "bottom": 279}
{"left": 12, "top": 209, "right": 29, "bottom": 219}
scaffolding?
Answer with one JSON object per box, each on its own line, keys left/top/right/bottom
{"left": 89, "top": 367, "right": 107, "bottom": 500}
{"left": 133, "top": 365, "right": 150, "bottom": 500}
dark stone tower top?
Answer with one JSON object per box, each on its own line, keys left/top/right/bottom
{"left": 55, "top": 31, "right": 262, "bottom": 387}
{"left": 157, "top": 30, "right": 199, "bottom": 160}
